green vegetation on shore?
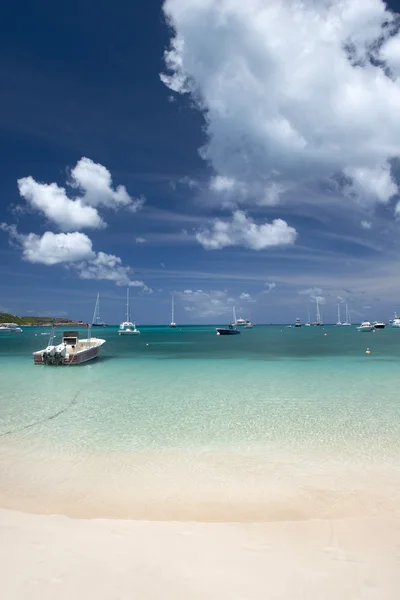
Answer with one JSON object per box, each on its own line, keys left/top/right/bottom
{"left": 0, "top": 312, "right": 75, "bottom": 326}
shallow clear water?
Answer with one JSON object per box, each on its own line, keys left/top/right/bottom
{"left": 1, "top": 325, "right": 400, "bottom": 520}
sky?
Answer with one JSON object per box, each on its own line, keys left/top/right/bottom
{"left": 2, "top": 0, "right": 400, "bottom": 324}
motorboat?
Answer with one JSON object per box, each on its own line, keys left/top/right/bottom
{"left": 119, "top": 289, "right": 140, "bottom": 335}
{"left": 33, "top": 324, "right": 105, "bottom": 365}
{"left": 0, "top": 322, "right": 22, "bottom": 333}
{"left": 373, "top": 321, "right": 386, "bottom": 329}
{"left": 216, "top": 324, "right": 240, "bottom": 335}
{"left": 244, "top": 320, "right": 254, "bottom": 328}
{"left": 357, "top": 321, "right": 374, "bottom": 332}
{"left": 295, "top": 317, "right": 302, "bottom": 327}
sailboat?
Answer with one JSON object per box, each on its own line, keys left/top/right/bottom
{"left": 336, "top": 303, "right": 342, "bottom": 326}
{"left": 118, "top": 288, "right": 140, "bottom": 335}
{"left": 92, "top": 292, "right": 107, "bottom": 327}
{"left": 342, "top": 303, "right": 351, "bottom": 326}
{"left": 313, "top": 297, "right": 323, "bottom": 326}
{"left": 305, "top": 308, "right": 311, "bottom": 326}
{"left": 169, "top": 294, "right": 177, "bottom": 328}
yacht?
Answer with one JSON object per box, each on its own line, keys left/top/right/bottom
{"left": 357, "top": 321, "right": 374, "bottom": 332}
{"left": 342, "top": 303, "right": 351, "bottom": 326}
{"left": 216, "top": 324, "right": 240, "bottom": 336}
{"left": 373, "top": 321, "right": 386, "bottom": 329}
{"left": 391, "top": 313, "right": 400, "bottom": 328}
{"left": 92, "top": 292, "right": 107, "bottom": 327}
{"left": 295, "top": 317, "right": 302, "bottom": 327}
{"left": 336, "top": 303, "right": 342, "bottom": 326}
{"left": 305, "top": 309, "right": 311, "bottom": 326}
{"left": 0, "top": 322, "right": 23, "bottom": 333}
{"left": 119, "top": 289, "right": 140, "bottom": 335}
{"left": 313, "top": 297, "right": 323, "bottom": 326}
{"left": 169, "top": 294, "right": 177, "bottom": 328}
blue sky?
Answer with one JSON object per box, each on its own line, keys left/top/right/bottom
{"left": 2, "top": 0, "right": 400, "bottom": 324}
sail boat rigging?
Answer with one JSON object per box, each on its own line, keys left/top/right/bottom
{"left": 118, "top": 288, "right": 140, "bottom": 335}
{"left": 92, "top": 292, "right": 107, "bottom": 327}
{"left": 342, "top": 302, "right": 351, "bottom": 326}
{"left": 336, "top": 302, "right": 342, "bottom": 326}
{"left": 169, "top": 294, "right": 177, "bottom": 327}
{"left": 313, "top": 297, "right": 323, "bottom": 326}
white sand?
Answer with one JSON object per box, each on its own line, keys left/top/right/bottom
{"left": 1, "top": 509, "right": 399, "bottom": 600}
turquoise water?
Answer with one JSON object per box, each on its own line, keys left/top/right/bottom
{"left": 1, "top": 325, "right": 400, "bottom": 452}
{"left": 1, "top": 325, "right": 400, "bottom": 520}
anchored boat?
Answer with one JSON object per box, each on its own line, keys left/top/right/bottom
{"left": 33, "top": 323, "right": 105, "bottom": 365}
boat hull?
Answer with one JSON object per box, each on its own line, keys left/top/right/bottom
{"left": 33, "top": 339, "right": 105, "bottom": 365}
{"left": 216, "top": 328, "right": 240, "bottom": 335}
{"left": 118, "top": 331, "right": 140, "bottom": 335}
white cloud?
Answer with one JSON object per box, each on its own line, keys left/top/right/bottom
{"left": 161, "top": 0, "right": 400, "bottom": 210}
{"left": 262, "top": 282, "right": 277, "bottom": 294}
{"left": 344, "top": 164, "right": 397, "bottom": 205}
{"left": 196, "top": 210, "right": 297, "bottom": 250}
{"left": 17, "top": 177, "right": 105, "bottom": 231}
{"left": 17, "top": 157, "right": 144, "bottom": 231}
{"left": 0, "top": 223, "right": 95, "bottom": 265}
{"left": 136, "top": 237, "right": 147, "bottom": 244}
{"left": 361, "top": 220, "right": 372, "bottom": 229}
{"left": 0, "top": 223, "right": 151, "bottom": 290}
{"left": 298, "top": 287, "right": 323, "bottom": 297}
{"left": 209, "top": 175, "right": 236, "bottom": 193}
{"left": 239, "top": 292, "right": 254, "bottom": 302}
{"left": 178, "top": 289, "right": 233, "bottom": 318}
{"left": 75, "top": 251, "right": 152, "bottom": 291}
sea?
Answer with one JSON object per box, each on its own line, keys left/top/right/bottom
{"left": 1, "top": 324, "right": 400, "bottom": 522}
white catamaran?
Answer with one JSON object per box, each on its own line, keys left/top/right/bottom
{"left": 119, "top": 288, "right": 140, "bottom": 335}
{"left": 92, "top": 292, "right": 107, "bottom": 327}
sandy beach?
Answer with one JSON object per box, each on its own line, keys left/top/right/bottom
{"left": 1, "top": 509, "right": 399, "bottom": 600}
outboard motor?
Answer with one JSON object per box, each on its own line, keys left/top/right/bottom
{"left": 54, "top": 343, "right": 67, "bottom": 366}
{"left": 42, "top": 345, "right": 56, "bottom": 365}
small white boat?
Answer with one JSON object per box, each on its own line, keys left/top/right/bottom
{"left": 373, "top": 321, "right": 386, "bottom": 329}
{"left": 169, "top": 294, "right": 177, "bottom": 328}
{"left": 0, "top": 322, "right": 22, "bottom": 333}
{"left": 391, "top": 313, "right": 400, "bottom": 328}
{"left": 295, "top": 317, "right": 302, "bottom": 327}
{"left": 357, "top": 321, "right": 374, "bottom": 332}
{"left": 33, "top": 324, "right": 105, "bottom": 365}
{"left": 119, "top": 288, "right": 140, "bottom": 335}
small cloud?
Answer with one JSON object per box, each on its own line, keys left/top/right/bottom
{"left": 262, "top": 282, "right": 277, "bottom": 294}
{"left": 361, "top": 220, "right": 372, "bottom": 229}
{"left": 136, "top": 237, "right": 146, "bottom": 244}
{"left": 239, "top": 292, "right": 255, "bottom": 302}
{"left": 196, "top": 211, "right": 297, "bottom": 251}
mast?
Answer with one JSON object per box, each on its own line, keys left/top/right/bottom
{"left": 337, "top": 303, "right": 341, "bottom": 325}
{"left": 92, "top": 292, "right": 100, "bottom": 324}
{"left": 316, "top": 297, "right": 321, "bottom": 324}
{"left": 126, "top": 288, "right": 130, "bottom": 322}
{"left": 171, "top": 294, "right": 174, "bottom": 323}
{"left": 232, "top": 305, "right": 237, "bottom": 325}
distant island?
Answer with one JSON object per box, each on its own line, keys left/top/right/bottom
{"left": 0, "top": 312, "right": 76, "bottom": 326}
